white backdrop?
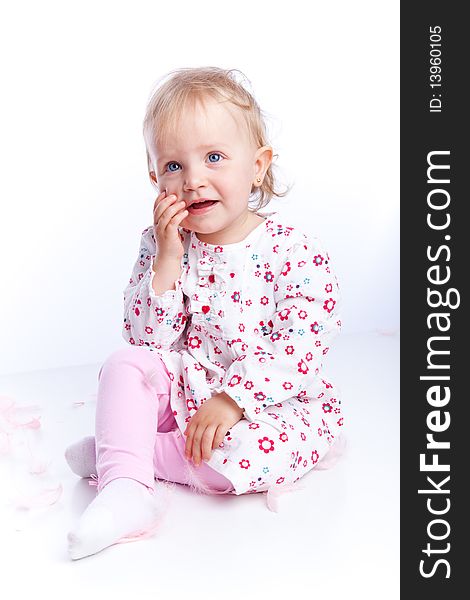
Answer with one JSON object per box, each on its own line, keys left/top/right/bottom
{"left": 0, "top": 0, "right": 399, "bottom": 376}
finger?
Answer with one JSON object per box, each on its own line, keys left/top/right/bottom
{"left": 212, "top": 424, "right": 227, "bottom": 451}
{"left": 201, "top": 425, "right": 218, "bottom": 462}
{"left": 153, "top": 189, "right": 168, "bottom": 213}
{"left": 154, "top": 193, "right": 177, "bottom": 225}
{"left": 155, "top": 197, "right": 187, "bottom": 230}
{"left": 190, "top": 425, "right": 207, "bottom": 467}
{"left": 184, "top": 424, "right": 193, "bottom": 460}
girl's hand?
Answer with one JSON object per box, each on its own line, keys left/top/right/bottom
{"left": 184, "top": 393, "right": 244, "bottom": 466}
{"left": 153, "top": 189, "right": 188, "bottom": 262}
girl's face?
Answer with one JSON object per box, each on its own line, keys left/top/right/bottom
{"left": 151, "top": 97, "right": 272, "bottom": 244}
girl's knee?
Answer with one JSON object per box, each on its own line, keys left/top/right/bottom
{"left": 98, "top": 346, "right": 166, "bottom": 379}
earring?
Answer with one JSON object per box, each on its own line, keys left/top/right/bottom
{"left": 256, "top": 177, "right": 261, "bottom": 183}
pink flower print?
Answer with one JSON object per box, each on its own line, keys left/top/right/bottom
{"left": 325, "top": 283, "right": 333, "bottom": 293}
{"left": 282, "top": 381, "right": 293, "bottom": 391}
{"left": 280, "top": 261, "right": 292, "bottom": 277}
{"left": 276, "top": 477, "right": 285, "bottom": 485}
{"left": 264, "top": 262, "right": 270, "bottom": 269}
{"left": 337, "top": 417, "right": 344, "bottom": 426}
{"left": 303, "top": 459, "right": 308, "bottom": 468}
{"left": 244, "top": 380, "right": 254, "bottom": 390}
{"left": 124, "top": 323, "right": 131, "bottom": 331}
{"left": 273, "top": 244, "right": 279, "bottom": 253}
{"left": 260, "top": 296, "right": 269, "bottom": 305}
{"left": 315, "top": 341, "right": 321, "bottom": 347}
{"left": 317, "top": 428, "right": 323, "bottom": 437}
{"left": 285, "top": 345, "right": 295, "bottom": 355}
{"left": 186, "top": 398, "right": 197, "bottom": 412}
{"left": 300, "top": 432, "right": 306, "bottom": 441}
{"left": 239, "top": 459, "right": 251, "bottom": 469}
{"left": 311, "top": 321, "right": 320, "bottom": 334}
{"left": 322, "top": 379, "right": 333, "bottom": 389}
{"left": 270, "top": 332, "right": 282, "bottom": 342}
{"left": 322, "top": 347, "right": 329, "bottom": 355}
{"left": 248, "top": 422, "right": 260, "bottom": 430}
{"left": 246, "top": 299, "right": 252, "bottom": 306}
{"left": 317, "top": 392, "right": 324, "bottom": 399}
{"left": 239, "top": 323, "right": 245, "bottom": 332}
{"left": 254, "top": 391, "right": 267, "bottom": 403}
{"left": 129, "top": 337, "right": 136, "bottom": 345}
{"left": 322, "top": 402, "right": 333, "bottom": 413}
{"left": 231, "top": 291, "right": 241, "bottom": 303}
{"left": 313, "top": 254, "right": 324, "bottom": 266}
{"left": 144, "top": 326, "right": 153, "bottom": 334}
{"left": 264, "top": 271, "right": 274, "bottom": 283}
{"left": 188, "top": 335, "right": 203, "bottom": 350}
{"left": 134, "top": 299, "right": 142, "bottom": 316}
{"left": 297, "top": 359, "right": 309, "bottom": 375}
{"left": 280, "top": 432, "right": 289, "bottom": 442}
{"left": 301, "top": 417, "right": 310, "bottom": 427}
{"left": 279, "top": 308, "right": 291, "bottom": 321}
{"left": 227, "top": 374, "right": 242, "bottom": 387}
{"left": 323, "top": 298, "right": 336, "bottom": 313}
{"left": 311, "top": 450, "right": 319, "bottom": 464}
{"left": 147, "top": 297, "right": 152, "bottom": 307}
{"left": 258, "top": 437, "right": 275, "bottom": 453}
{"left": 298, "top": 310, "right": 307, "bottom": 320}
{"left": 305, "top": 352, "right": 313, "bottom": 362}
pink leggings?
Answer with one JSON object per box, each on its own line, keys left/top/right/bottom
{"left": 95, "top": 347, "right": 234, "bottom": 495}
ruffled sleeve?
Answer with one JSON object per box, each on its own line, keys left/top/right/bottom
{"left": 122, "top": 226, "right": 188, "bottom": 350}
{"left": 215, "top": 235, "right": 341, "bottom": 422}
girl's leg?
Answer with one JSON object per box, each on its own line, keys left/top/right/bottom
{"left": 65, "top": 345, "right": 234, "bottom": 494}
{"left": 94, "top": 346, "right": 172, "bottom": 493}
{"left": 67, "top": 346, "right": 173, "bottom": 560}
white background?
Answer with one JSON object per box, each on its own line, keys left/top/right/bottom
{"left": 0, "top": 0, "right": 399, "bottom": 375}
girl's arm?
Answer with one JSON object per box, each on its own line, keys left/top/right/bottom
{"left": 214, "top": 235, "right": 342, "bottom": 423}
{"left": 122, "top": 226, "right": 188, "bottom": 350}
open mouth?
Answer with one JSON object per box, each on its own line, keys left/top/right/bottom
{"left": 187, "top": 200, "right": 219, "bottom": 214}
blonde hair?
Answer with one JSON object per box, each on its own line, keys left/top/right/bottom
{"left": 142, "top": 66, "right": 290, "bottom": 211}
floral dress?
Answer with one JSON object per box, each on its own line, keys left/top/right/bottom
{"left": 122, "top": 210, "right": 343, "bottom": 498}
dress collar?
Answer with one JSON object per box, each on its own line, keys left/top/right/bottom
{"left": 188, "top": 211, "right": 278, "bottom": 254}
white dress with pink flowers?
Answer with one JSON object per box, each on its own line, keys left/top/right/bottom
{"left": 122, "top": 210, "right": 344, "bottom": 497}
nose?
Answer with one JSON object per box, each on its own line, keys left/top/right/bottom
{"left": 182, "top": 165, "right": 207, "bottom": 192}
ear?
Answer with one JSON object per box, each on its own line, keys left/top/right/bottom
{"left": 149, "top": 170, "right": 158, "bottom": 185}
{"left": 254, "top": 146, "right": 273, "bottom": 185}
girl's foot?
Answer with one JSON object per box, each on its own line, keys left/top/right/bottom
{"left": 67, "top": 477, "right": 163, "bottom": 560}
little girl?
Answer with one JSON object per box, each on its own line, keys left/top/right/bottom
{"left": 65, "top": 66, "right": 343, "bottom": 560}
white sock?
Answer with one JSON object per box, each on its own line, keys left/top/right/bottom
{"left": 67, "top": 477, "right": 163, "bottom": 560}
{"left": 64, "top": 436, "right": 97, "bottom": 478}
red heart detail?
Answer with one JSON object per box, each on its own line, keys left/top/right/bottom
{"left": 208, "top": 274, "right": 215, "bottom": 283}
{"left": 202, "top": 305, "right": 210, "bottom": 314}
{"left": 230, "top": 273, "right": 235, "bottom": 278}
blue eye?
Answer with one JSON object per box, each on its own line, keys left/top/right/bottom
{"left": 166, "top": 162, "right": 180, "bottom": 172}
{"left": 208, "top": 153, "right": 223, "bottom": 163}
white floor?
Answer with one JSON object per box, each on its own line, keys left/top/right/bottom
{"left": 0, "top": 331, "right": 399, "bottom": 600}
